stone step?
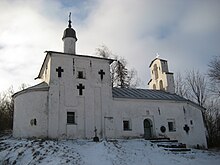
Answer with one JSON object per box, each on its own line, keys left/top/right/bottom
{"left": 149, "top": 138, "right": 191, "bottom": 152}
{"left": 150, "top": 139, "right": 178, "bottom": 143}
{"left": 147, "top": 137, "right": 170, "bottom": 140}
{"left": 157, "top": 143, "right": 186, "bottom": 148}
{"left": 164, "top": 148, "right": 191, "bottom": 152}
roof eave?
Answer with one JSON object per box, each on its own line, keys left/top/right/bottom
{"left": 149, "top": 58, "right": 167, "bottom": 68}
{"left": 45, "top": 50, "right": 115, "bottom": 64}
{"left": 35, "top": 52, "right": 51, "bottom": 80}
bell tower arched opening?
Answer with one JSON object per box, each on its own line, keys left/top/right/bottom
{"left": 153, "top": 64, "right": 158, "bottom": 79}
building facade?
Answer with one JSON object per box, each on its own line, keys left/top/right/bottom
{"left": 13, "top": 19, "right": 207, "bottom": 148}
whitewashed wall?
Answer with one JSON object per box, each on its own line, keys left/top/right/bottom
{"left": 13, "top": 90, "right": 48, "bottom": 138}
{"left": 111, "top": 98, "right": 207, "bottom": 148}
{"left": 47, "top": 53, "right": 112, "bottom": 139}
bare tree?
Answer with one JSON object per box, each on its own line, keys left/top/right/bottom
{"left": 18, "top": 83, "right": 29, "bottom": 91}
{"left": 208, "top": 56, "right": 220, "bottom": 83}
{"left": 96, "top": 45, "right": 139, "bottom": 88}
{"left": 208, "top": 56, "right": 220, "bottom": 97}
{"left": 204, "top": 100, "right": 220, "bottom": 147}
{"left": 0, "top": 87, "right": 14, "bottom": 132}
{"left": 95, "top": 45, "right": 112, "bottom": 59}
{"left": 175, "top": 72, "right": 190, "bottom": 98}
{"left": 185, "top": 70, "right": 208, "bottom": 107}
{"left": 175, "top": 66, "right": 219, "bottom": 147}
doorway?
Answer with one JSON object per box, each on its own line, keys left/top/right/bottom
{"left": 143, "top": 119, "right": 152, "bottom": 139}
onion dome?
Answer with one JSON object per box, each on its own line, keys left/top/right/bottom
{"left": 62, "top": 13, "right": 77, "bottom": 41}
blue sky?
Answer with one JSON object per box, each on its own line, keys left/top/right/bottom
{"left": 0, "top": 0, "right": 220, "bottom": 92}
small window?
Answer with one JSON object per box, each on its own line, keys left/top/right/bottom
{"left": 190, "top": 120, "right": 193, "bottom": 125}
{"left": 168, "top": 120, "right": 176, "bottom": 132}
{"left": 30, "top": 118, "right": 37, "bottom": 126}
{"left": 67, "top": 112, "right": 76, "bottom": 124}
{"left": 78, "top": 71, "right": 84, "bottom": 79}
{"left": 34, "top": 119, "right": 37, "bottom": 125}
{"left": 123, "top": 120, "right": 131, "bottom": 131}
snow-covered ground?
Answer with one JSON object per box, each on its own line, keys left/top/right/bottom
{"left": 0, "top": 134, "right": 220, "bottom": 165}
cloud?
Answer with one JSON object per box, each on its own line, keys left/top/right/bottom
{"left": 75, "top": 0, "right": 220, "bottom": 86}
{"left": 0, "top": 0, "right": 220, "bottom": 92}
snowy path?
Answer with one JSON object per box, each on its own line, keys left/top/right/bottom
{"left": 0, "top": 135, "right": 220, "bottom": 165}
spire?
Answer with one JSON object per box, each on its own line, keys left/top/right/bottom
{"left": 68, "top": 12, "right": 72, "bottom": 28}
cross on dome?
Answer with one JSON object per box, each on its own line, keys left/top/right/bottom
{"left": 62, "top": 12, "right": 77, "bottom": 41}
{"left": 68, "top": 12, "right": 72, "bottom": 28}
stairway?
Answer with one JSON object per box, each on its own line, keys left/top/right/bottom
{"left": 150, "top": 138, "right": 191, "bottom": 152}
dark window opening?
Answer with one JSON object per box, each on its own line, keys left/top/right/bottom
{"left": 78, "top": 71, "right": 84, "bottom": 79}
{"left": 168, "top": 121, "right": 176, "bottom": 132}
{"left": 190, "top": 120, "right": 193, "bottom": 125}
{"left": 158, "top": 108, "right": 161, "bottom": 115}
{"left": 34, "top": 119, "right": 37, "bottom": 125}
{"left": 159, "top": 80, "right": 164, "bottom": 90}
{"left": 30, "top": 118, "right": 37, "bottom": 126}
{"left": 123, "top": 120, "right": 131, "bottom": 131}
{"left": 153, "top": 64, "right": 159, "bottom": 79}
{"left": 67, "top": 112, "right": 76, "bottom": 124}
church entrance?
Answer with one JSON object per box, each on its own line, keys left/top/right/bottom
{"left": 143, "top": 119, "right": 152, "bottom": 139}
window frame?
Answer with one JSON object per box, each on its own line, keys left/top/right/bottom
{"left": 67, "top": 112, "right": 76, "bottom": 125}
{"left": 77, "top": 69, "right": 86, "bottom": 79}
{"left": 167, "top": 119, "right": 176, "bottom": 132}
{"left": 123, "top": 120, "right": 132, "bottom": 131}
{"left": 78, "top": 71, "right": 84, "bottom": 79}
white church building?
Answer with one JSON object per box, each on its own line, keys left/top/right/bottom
{"left": 13, "top": 17, "right": 207, "bottom": 148}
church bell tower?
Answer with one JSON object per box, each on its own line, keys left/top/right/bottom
{"left": 148, "top": 57, "right": 175, "bottom": 93}
{"left": 62, "top": 13, "right": 77, "bottom": 54}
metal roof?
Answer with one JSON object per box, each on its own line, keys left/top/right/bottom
{"left": 62, "top": 27, "right": 77, "bottom": 40}
{"left": 13, "top": 82, "right": 49, "bottom": 98}
{"left": 112, "top": 88, "right": 187, "bottom": 101}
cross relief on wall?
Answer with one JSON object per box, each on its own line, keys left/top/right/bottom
{"left": 55, "top": 66, "right": 106, "bottom": 96}
{"left": 56, "top": 66, "right": 64, "bottom": 78}
{"left": 77, "top": 83, "right": 85, "bottom": 95}
{"left": 98, "top": 69, "right": 105, "bottom": 80}
{"left": 183, "top": 124, "right": 190, "bottom": 134}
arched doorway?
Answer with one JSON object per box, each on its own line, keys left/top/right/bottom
{"left": 143, "top": 119, "right": 152, "bottom": 139}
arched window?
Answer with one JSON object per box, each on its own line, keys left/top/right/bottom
{"left": 159, "top": 80, "right": 163, "bottom": 90}
{"left": 153, "top": 84, "right": 156, "bottom": 90}
{"left": 153, "top": 64, "right": 158, "bottom": 79}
